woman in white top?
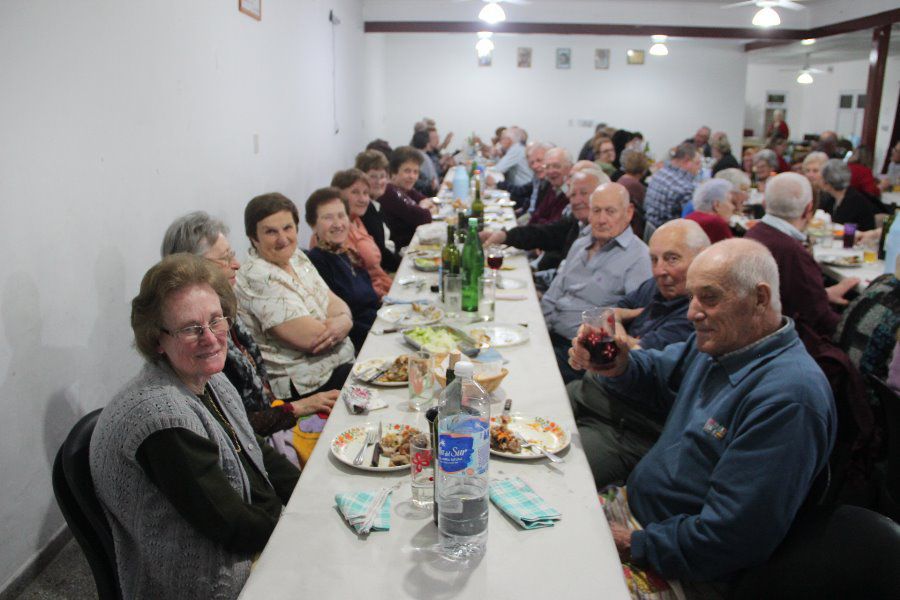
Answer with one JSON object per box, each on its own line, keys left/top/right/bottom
{"left": 235, "top": 192, "right": 355, "bottom": 399}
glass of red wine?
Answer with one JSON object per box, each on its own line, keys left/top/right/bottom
{"left": 486, "top": 244, "right": 504, "bottom": 286}
{"left": 579, "top": 307, "right": 619, "bottom": 367}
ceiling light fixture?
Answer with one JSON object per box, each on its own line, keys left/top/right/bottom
{"left": 796, "top": 71, "right": 813, "bottom": 85}
{"left": 476, "top": 31, "right": 494, "bottom": 57}
{"left": 478, "top": 2, "right": 506, "bottom": 25}
{"left": 752, "top": 6, "right": 781, "bottom": 27}
{"left": 649, "top": 35, "right": 669, "bottom": 56}
{"left": 801, "top": 38, "right": 816, "bottom": 45}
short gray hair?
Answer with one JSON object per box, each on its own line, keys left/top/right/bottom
{"left": 654, "top": 218, "right": 711, "bottom": 252}
{"left": 672, "top": 142, "right": 698, "bottom": 161}
{"left": 505, "top": 127, "right": 526, "bottom": 144}
{"left": 802, "top": 151, "right": 828, "bottom": 168}
{"left": 753, "top": 149, "right": 778, "bottom": 169}
{"left": 571, "top": 168, "right": 609, "bottom": 189}
{"left": 715, "top": 168, "right": 751, "bottom": 192}
{"left": 692, "top": 179, "right": 732, "bottom": 213}
{"left": 547, "top": 147, "right": 573, "bottom": 166}
{"left": 764, "top": 172, "right": 812, "bottom": 220}
{"left": 710, "top": 133, "right": 731, "bottom": 155}
{"left": 821, "top": 159, "right": 851, "bottom": 191}
{"left": 527, "top": 141, "right": 554, "bottom": 156}
{"left": 722, "top": 240, "right": 782, "bottom": 313}
{"left": 161, "top": 211, "right": 229, "bottom": 258}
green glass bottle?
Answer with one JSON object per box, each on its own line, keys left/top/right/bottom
{"left": 471, "top": 176, "right": 485, "bottom": 231}
{"left": 440, "top": 224, "right": 460, "bottom": 302}
{"left": 469, "top": 160, "right": 479, "bottom": 179}
{"left": 456, "top": 211, "right": 468, "bottom": 247}
{"left": 461, "top": 218, "right": 484, "bottom": 312}
{"left": 878, "top": 208, "right": 898, "bottom": 261}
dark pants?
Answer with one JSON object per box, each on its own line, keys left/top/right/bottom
{"left": 549, "top": 330, "right": 586, "bottom": 384}
{"left": 290, "top": 362, "right": 353, "bottom": 400}
{"left": 567, "top": 375, "right": 663, "bottom": 488}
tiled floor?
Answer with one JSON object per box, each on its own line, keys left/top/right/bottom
{"left": 14, "top": 540, "right": 96, "bottom": 600}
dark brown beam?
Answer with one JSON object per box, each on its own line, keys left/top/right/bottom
{"left": 883, "top": 87, "right": 900, "bottom": 174}
{"left": 806, "top": 8, "right": 900, "bottom": 40}
{"left": 744, "top": 40, "right": 793, "bottom": 52}
{"left": 862, "top": 25, "right": 891, "bottom": 152}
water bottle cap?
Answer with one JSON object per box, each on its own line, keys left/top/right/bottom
{"left": 454, "top": 361, "right": 474, "bottom": 377}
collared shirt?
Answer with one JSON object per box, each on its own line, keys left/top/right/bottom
{"left": 527, "top": 177, "right": 542, "bottom": 214}
{"left": 760, "top": 213, "right": 806, "bottom": 242}
{"left": 644, "top": 164, "right": 697, "bottom": 227}
{"left": 493, "top": 143, "right": 534, "bottom": 187}
{"left": 541, "top": 227, "right": 652, "bottom": 339}
{"left": 235, "top": 250, "right": 355, "bottom": 397}
{"left": 616, "top": 277, "right": 692, "bottom": 351}
{"left": 605, "top": 318, "right": 836, "bottom": 582}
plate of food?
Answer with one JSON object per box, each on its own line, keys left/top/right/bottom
{"left": 352, "top": 356, "right": 409, "bottom": 387}
{"left": 413, "top": 256, "right": 441, "bottom": 272}
{"left": 402, "top": 325, "right": 481, "bottom": 355}
{"left": 377, "top": 303, "right": 444, "bottom": 326}
{"left": 462, "top": 323, "right": 529, "bottom": 348}
{"left": 330, "top": 422, "right": 423, "bottom": 471}
{"left": 489, "top": 414, "right": 570, "bottom": 459}
{"left": 818, "top": 254, "right": 863, "bottom": 268}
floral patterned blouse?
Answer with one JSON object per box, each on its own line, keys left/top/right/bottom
{"left": 235, "top": 249, "right": 354, "bottom": 397}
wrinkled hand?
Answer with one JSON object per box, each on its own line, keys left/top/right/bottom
{"left": 609, "top": 522, "right": 633, "bottom": 562}
{"left": 568, "top": 322, "right": 630, "bottom": 376}
{"left": 826, "top": 277, "right": 859, "bottom": 306}
{"left": 479, "top": 230, "right": 506, "bottom": 245}
{"left": 311, "top": 314, "right": 352, "bottom": 354}
{"left": 290, "top": 390, "right": 339, "bottom": 417}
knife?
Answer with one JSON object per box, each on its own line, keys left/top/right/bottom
{"left": 370, "top": 422, "right": 383, "bottom": 467}
{"left": 502, "top": 398, "right": 512, "bottom": 417}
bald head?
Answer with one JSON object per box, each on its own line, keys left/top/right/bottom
{"left": 589, "top": 183, "right": 633, "bottom": 244}
{"left": 648, "top": 219, "right": 710, "bottom": 300}
{"left": 765, "top": 172, "right": 813, "bottom": 221}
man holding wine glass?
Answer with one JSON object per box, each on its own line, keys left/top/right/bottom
{"left": 568, "top": 239, "right": 836, "bottom": 587}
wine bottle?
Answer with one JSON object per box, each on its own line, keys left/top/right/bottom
{"left": 440, "top": 224, "right": 460, "bottom": 301}
{"left": 471, "top": 176, "right": 485, "bottom": 231}
{"left": 461, "top": 218, "right": 484, "bottom": 312}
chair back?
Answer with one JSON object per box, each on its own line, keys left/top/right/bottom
{"left": 52, "top": 408, "right": 121, "bottom": 600}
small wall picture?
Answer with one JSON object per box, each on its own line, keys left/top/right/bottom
{"left": 626, "top": 49, "right": 645, "bottom": 65}
{"left": 517, "top": 47, "right": 532, "bottom": 68}
{"left": 594, "top": 49, "right": 610, "bottom": 70}
{"left": 239, "top": 0, "right": 261, "bottom": 20}
{"left": 478, "top": 52, "right": 493, "bottom": 67}
{"left": 556, "top": 48, "right": 571, "bottom": 70}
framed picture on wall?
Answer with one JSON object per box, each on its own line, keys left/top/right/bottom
{"left": 518, "top": 47, "right": 532, "bottom": 68}
{"left": 239, "top": 0, "right": 262, "bottom": 21}
{"left": 556, "top": 48, "right": 571, "bottom": 70}
{"left": 594, "top": 49, "right": 610, "bottom": 70}
{"left": 626, "top": 49, "right": 645, "bottom": 65}
{"left": 478, "top": 52, "right": 493, "bottom": 67}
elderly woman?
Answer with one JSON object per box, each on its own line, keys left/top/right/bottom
{"left": 161, "top": 212, "right": 337, "bottom": 465}
{"left": 714, "top": 167, "right": 752, "bottom": 215}
{"left": 685, "top": 179, "right": 735, "bottom": 244}
{"left": 752, "top": 149, "right": 779, "bottom": 193}
{"left": 90, "top": 254, "right": 299, "bottom": 599}
{"left": 820, "top": 159, "right": 878, "bottom": 231}
{"left": 318, "top": 169, "right": 393, "bottom": 297}
{"left": 355, "top": 149, "right": 402, "bottom": 272}
{"left": 710, "top": 132, "right": 740, "bottom": 175}
{"left": 375, "top": 145, "right": 434, "bottom": 251}
{"left": 235, "top": 193, "right": 355, "bottom": 400}
{"left": 305, "top": 187, "right": 380, "bottom": 352}
{"left": 766, "top": 134, "right": 790, "bottom": 173}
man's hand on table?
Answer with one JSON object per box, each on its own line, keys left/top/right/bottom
{"left": 609, "top": 522, "right": 633, "bottom": 562}
{"left": 480, "top": 230, "right": 507, "bottom": 246}
{"left": 568, "top": 322, "right": 631, "bottom": 377}
{"left": 826, "top": 277, "right": 860, "bottom": 306}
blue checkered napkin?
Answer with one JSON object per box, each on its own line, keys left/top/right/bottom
{"left": 334, "top": 489, "right": 392, "bottom": 534}
{"left": 489, "top": 477, "right": 561, "bottom": 529}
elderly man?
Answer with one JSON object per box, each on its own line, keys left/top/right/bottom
{"left": 644, "top": 142, "right": 702, "bottom": 229}
{"left": 567, "top": 219, "right": 710, "bottom": 486}
{"left": 685, "top": 126, "right": 712, "bottom": 157}
{"left": 488, "top": 126, "right": 533, "bottom": 189}
{"left": 745, "top": 173, "right": 858, "bottom": 342}
{"left": 542, "top": 182, "right": 652, "bottom": 382}
{"left": 571, "top": 238, "right": 836, "bottom": 584}
{"left": 500, "top": 141, "right": 553, "bottom": 216}
{"left": 530, "top": 147, "right": 573, "bottom": 225}
{"left": 685, "top": 179, "right": 735, "bottom": 243}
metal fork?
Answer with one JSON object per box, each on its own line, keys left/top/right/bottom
{"left": 353, "top": 426, "right": 378, "bottom": 466}
{"left": 514, "top": 433, "right": 564, "bottom": 463}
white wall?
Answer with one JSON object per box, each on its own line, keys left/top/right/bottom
{"left": 365, "top": 33, "right": 747, "bottom": 161}
{"left": 0, "top": 0, "right": 365, "bottom": 591}
{"left": 745, "top": 53, "right": 900, "bottom": 169}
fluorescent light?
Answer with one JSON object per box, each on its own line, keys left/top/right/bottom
{"left": 796, "top": 71, "right": 813, "bottom": 84}
{"left": 801, "top": 38, "right": 816, "bottom": 46}
{"left": 478, "top": 2, "right": 506, "bottom": 25}
{"left": 649, "top": 35, "right": 669, "bottom": 56}
{"left": 752, "top": 6, "right": 781, "bottom": 28}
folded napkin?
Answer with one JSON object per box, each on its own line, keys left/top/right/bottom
{"left": 382, "top": 296, "right": 431, "bottom": 305}
{"left": 335, "top": 487, "right": 394, "bottom": 534}
{"left": 340, "top": 385, "right": 387, "bottom": 415}
{"left": 489, "top": 477, "right": 561, "bottom": 529}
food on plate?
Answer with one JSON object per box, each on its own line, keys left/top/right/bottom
{"left": 377, "top": 355, "right": 409, "bottom": 383}
{"left": 406, "top": 327, "right": 463, "bottom": 353}
{"left": 490, "top": 415, "right": 522, "bottom": 454}
{"left": 467, "top": 328, "right": 492, "bottom": 346}
{"left": 821, "top": 254, "right": 862, "bottom": 267}
{"left": 380, "top": 426, "right": 422, "bottom": 466}
{"left": 413, "top": 256, "right": 440, "bottom": 271}
{"left": 410, "top": 302, "right": 441, "bottom": 321}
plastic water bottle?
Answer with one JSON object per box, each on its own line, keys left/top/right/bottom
{"left": 436, "top": 361, "right": 490, "bottom": 559}
{"left": 883, "top": 211, "right": 900, "bottom": 275}
{"left": 452, "top": 166, "right": 469, "bottom": 202}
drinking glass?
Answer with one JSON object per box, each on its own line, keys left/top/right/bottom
{"left": 842, "top": 223, "right": 857, "bottom": 249}
{"left": 408, "top": 351, "right": 434, "bottom": 412}
{"left": 477, "top": 275, "right": 495, "bottom": 322}
{"left": 409, "top": 432, "right": 434, "bottom": 508}
{"left": 863, "top": 237, "right": 878, "bottom": 264}
{"left": 486, "top": 244, "right": 504, "bottom": 286}
{"left": 579, "top": 307, "right": 619, "bottom": 366}
{"left": 442, "top": 273, "right": 463, "bottom": 320}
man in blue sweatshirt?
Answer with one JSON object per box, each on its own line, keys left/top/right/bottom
{"left": 569, "top": 238, "right": 836, "bottom": 584}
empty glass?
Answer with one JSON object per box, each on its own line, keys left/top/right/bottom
{"left": 442, "top": 273, "right": 462, "bottom": 320}
{"left": 478, "top": 275, "right": 495, "bottom": 322}
{"left": 409, "top": 432, "right": 434, "bottom": 508}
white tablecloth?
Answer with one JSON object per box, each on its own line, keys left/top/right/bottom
{"left": 238, "top": 228, "right": 629, "bottom": 599}
{"left": 812, "top": 245, "right": 886, "bottom": 291}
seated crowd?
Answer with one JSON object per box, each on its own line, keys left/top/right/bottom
{"left": 89, "top": 117, "right": 899, "bottom": 598}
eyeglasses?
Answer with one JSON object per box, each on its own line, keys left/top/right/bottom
{"left": 206, "top": 249, "right": 236, "bottom": 266}
{"left": 162, "top": 316, "right": 232, "bottom": 342}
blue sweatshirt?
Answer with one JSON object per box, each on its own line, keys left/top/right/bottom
{"left": 605, "top": 319, "right": 836, "bottom": 582}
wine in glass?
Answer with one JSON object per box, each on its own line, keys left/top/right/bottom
{"left": 579, "top": 307, "right": 619, "bottom": 366}
{"left": 486, "top": 244, "right": 504, "bottom": 287}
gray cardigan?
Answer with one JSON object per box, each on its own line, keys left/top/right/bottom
{"left": 90, "top": 361, "right": 270, "bottom": 600}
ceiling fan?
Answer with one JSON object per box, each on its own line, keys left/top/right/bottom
{"left": 721, "top": 0, "right": 807, "bottom": 28}
{"left": 779, "top": 53, "right": 828, "bottom": 84}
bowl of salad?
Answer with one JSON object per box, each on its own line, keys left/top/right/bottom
{"left": 401, "top": 325, "right": 481, "bottom": 356}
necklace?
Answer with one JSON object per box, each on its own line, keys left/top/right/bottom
{"left": 201, "top": 387, "right": 242, "bottom": 453}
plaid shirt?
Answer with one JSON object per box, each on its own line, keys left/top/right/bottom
{"left": 644, "top": 164, "right": 697, "bottom": 228}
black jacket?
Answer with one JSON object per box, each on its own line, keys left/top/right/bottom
{"left": 360, "top": 202, "right": 401, "bottom": 272}
{"left": 505, "top": 215, "right": 585, "bottom": 271}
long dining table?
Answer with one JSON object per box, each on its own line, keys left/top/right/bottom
{"left": 238, "top": 207, "right": 630, "bottom": 598}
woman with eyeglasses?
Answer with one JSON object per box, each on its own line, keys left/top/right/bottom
{"left": 161, "top": 212, "right": 337, "bottom": 466}
{"left": 90, "top": 253, "right": 299, "bottom": 599}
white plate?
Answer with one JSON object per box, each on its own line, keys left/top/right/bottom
{"left": 496, "top": 277, "right": 526, "bottom": 290}
{"left": 461, "top": 323, "right": 529, "bottom": 347}
{"left": 352, "top": 357, "right": 408, "bottom": 387}
{"left": 377, "top": 304, "right": 444, "bottom": 326}
{"left": 497, "top": 199, "right": 516, "bottom": 207}
{"left": 818, "top": 254, "right": 863, "bottom": 268}
{"left": 490, "top": 414, "right": 570, "bottom": 459}
{"left": 330, "top": 422, "right": 425, "bottom": 472}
